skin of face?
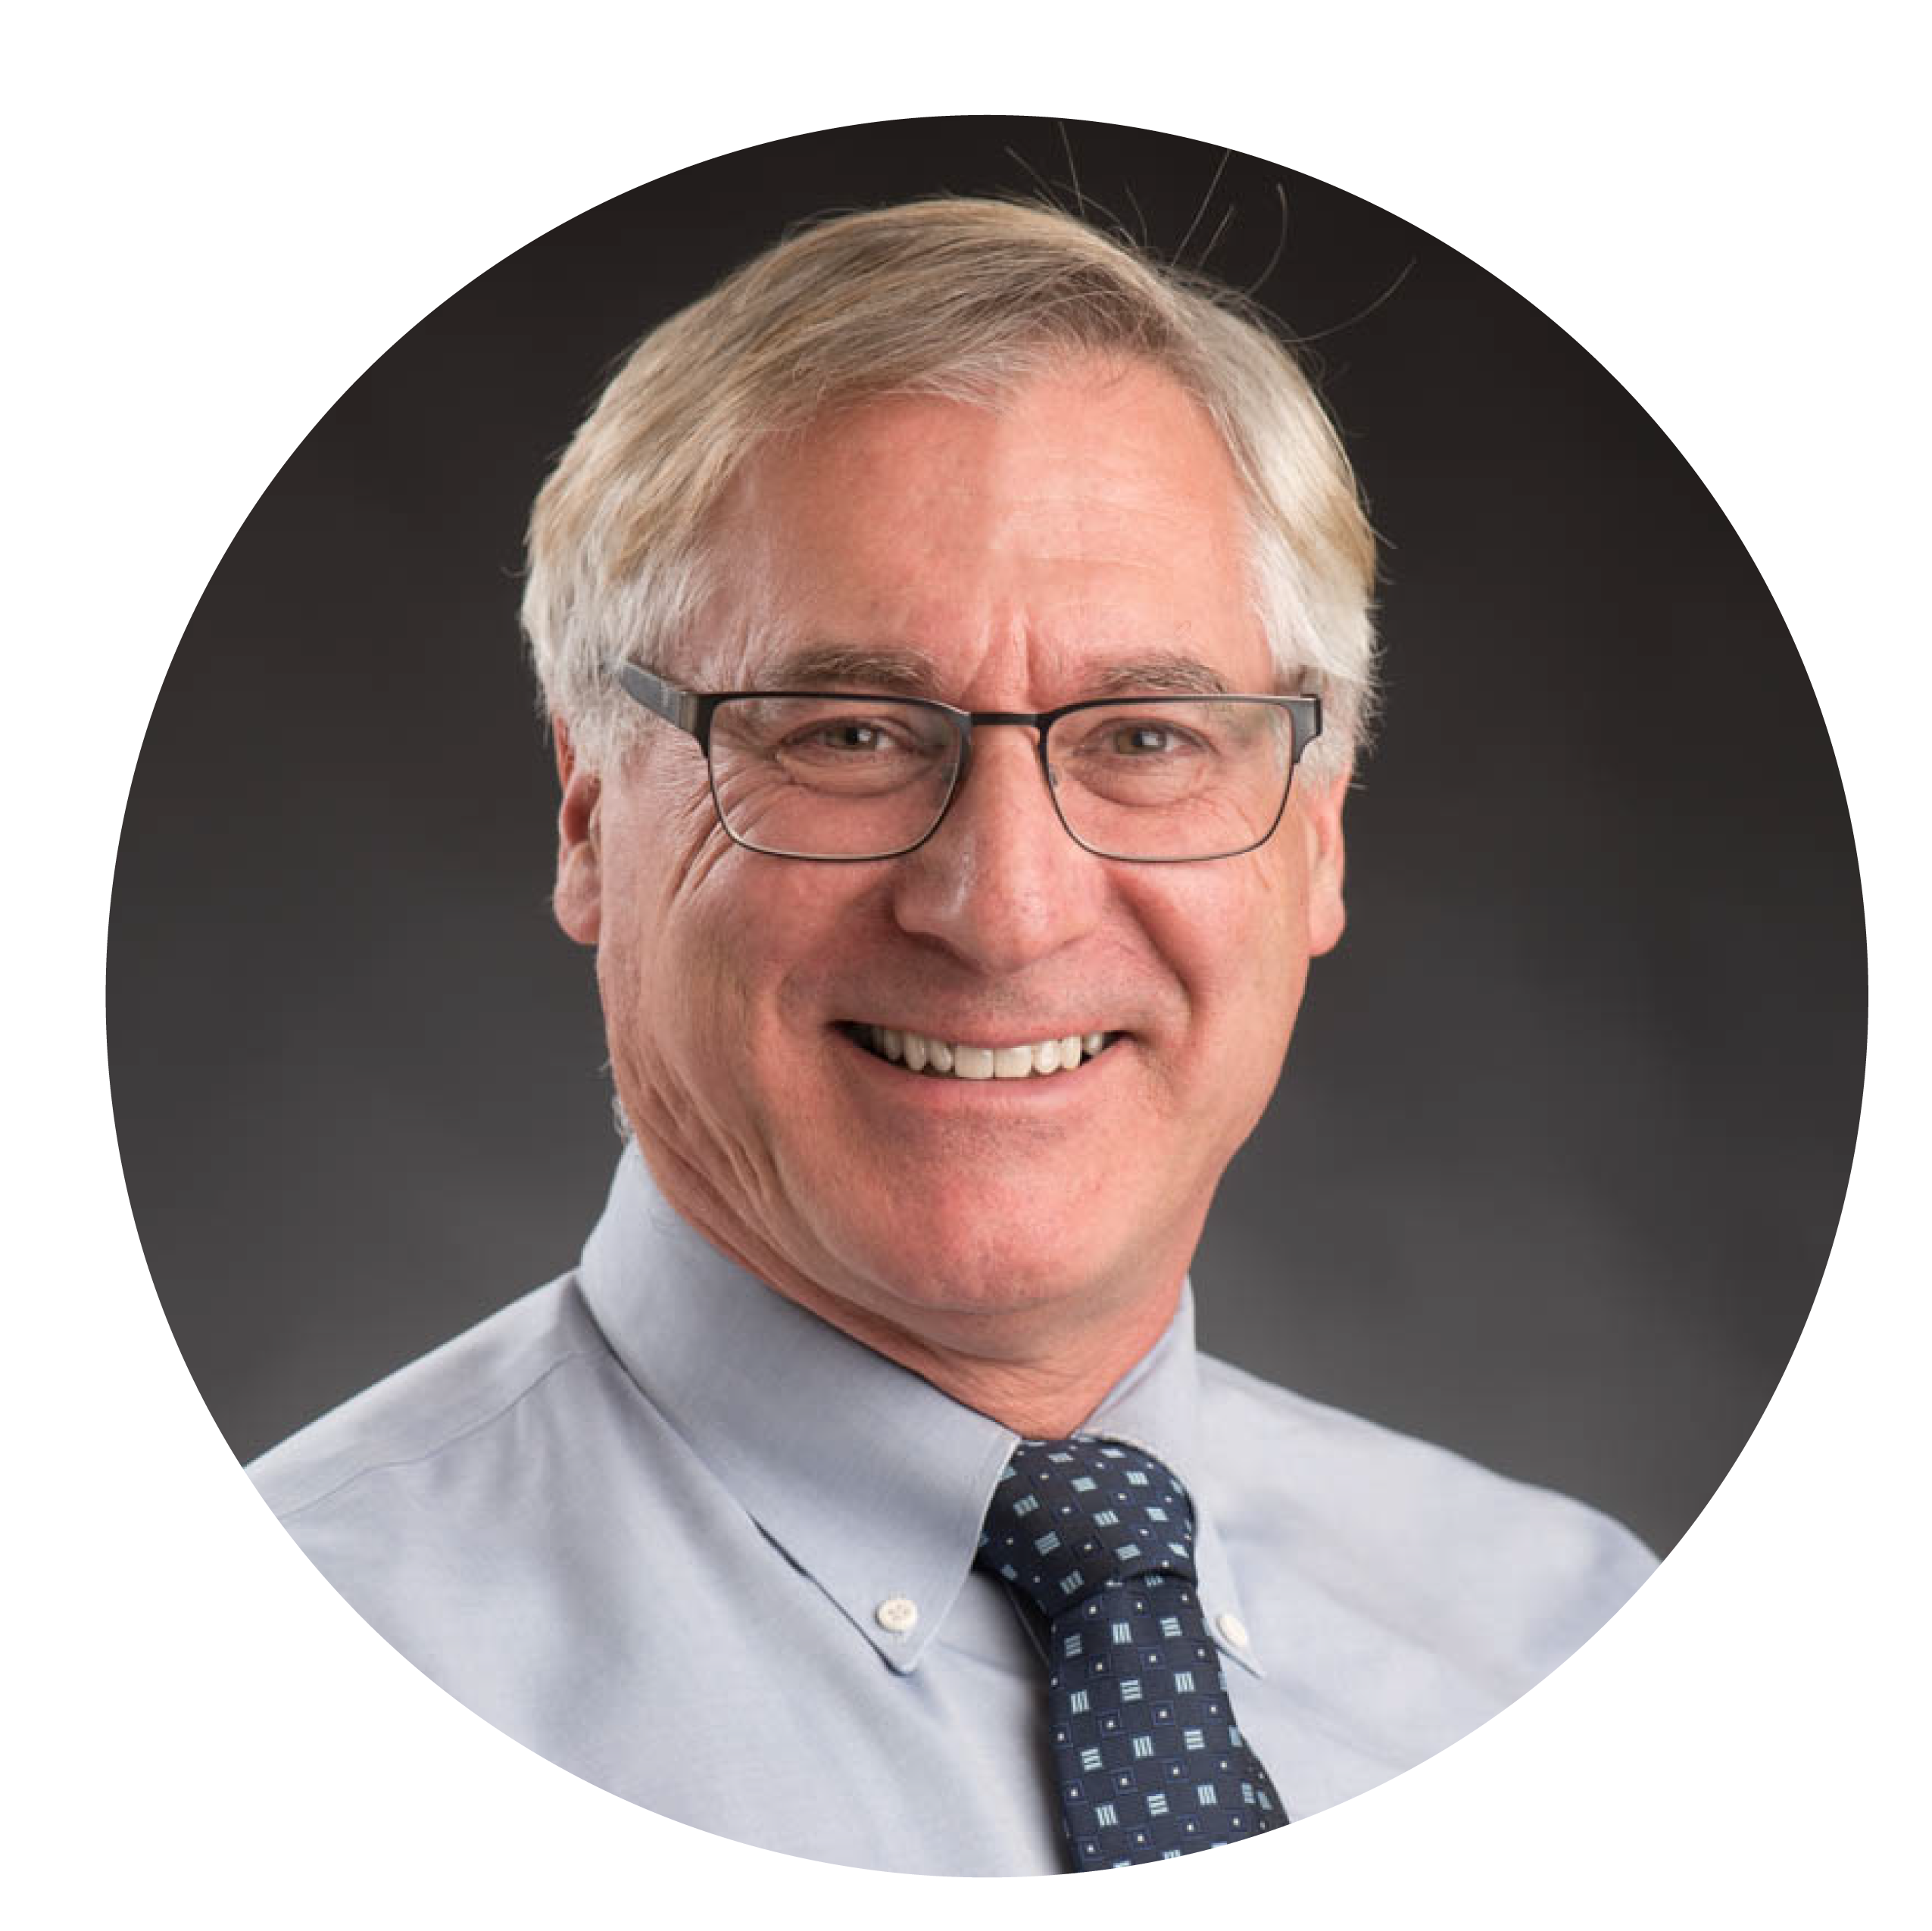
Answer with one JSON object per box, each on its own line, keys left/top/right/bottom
{"left": 553, "top": 354, "right": 1349, "bottom": 1433}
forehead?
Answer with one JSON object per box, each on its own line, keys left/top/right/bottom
{"left": 698, "top": 356, "right": 1269, "bottom": 694}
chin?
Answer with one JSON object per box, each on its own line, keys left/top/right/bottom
{"left": 807, "top": 1178, "right": 1141, "bottom": 1323}
{"left": 798, "top": 1085, "right": 1214, "bottom": 1284}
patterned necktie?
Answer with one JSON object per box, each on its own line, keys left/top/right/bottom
{"left": 978, "top": 1436, "right": 1287, "bottom": 1870}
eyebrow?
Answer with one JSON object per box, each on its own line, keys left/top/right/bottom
{"left": 757, "top": 645, "right": 1240, "bottom": 700}
{"left": 760, "top": 644, "right": 949, "bottom": 696}
{"left": 1084, "top": 657, "right": 1236, "bottom": 698}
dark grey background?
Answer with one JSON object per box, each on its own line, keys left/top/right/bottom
{"left": 107, "top": 117, "right": 1863, "bottom": 1558}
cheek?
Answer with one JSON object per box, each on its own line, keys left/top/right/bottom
{"left": 1255, "top": 891, "right": 1316, "bottom": 1050}
{"left": 595, "top": 806, "right": 749, "bottom": 1094}
{"left": 600, "top": 834, "right": 855, "bottom": 1118}
{"left": 1147, "top": 858, "right": 1308, "bottom": 1041}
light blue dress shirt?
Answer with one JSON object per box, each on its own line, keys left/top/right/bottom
{"left": 251, "top": 1148, "right": 1655, "bottom": 1875}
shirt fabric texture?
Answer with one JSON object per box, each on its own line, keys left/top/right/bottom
{"left": 250, "top": 1147, "right": 1656, "bottom": 1876}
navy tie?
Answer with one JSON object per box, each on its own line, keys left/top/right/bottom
{"left": 978, "top": 1437, "right": 1287, "bottom": 1869}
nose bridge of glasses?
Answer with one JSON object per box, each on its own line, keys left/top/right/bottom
{"left": 940, "top": 709, "right": 1067, "bottom": 835}
{"left": 957, "top": 708, "right": 1059, "bottom": 785}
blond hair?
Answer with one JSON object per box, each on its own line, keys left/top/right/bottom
{"left": 523, "top": 197, "right": 1378, "bottom": 788}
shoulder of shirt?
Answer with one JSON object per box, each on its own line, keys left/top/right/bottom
{"left": 1194, "top": 1346, "right": 1659, "bottom": 1576}
{"left": 247, "top": 1274, "right": 607, "bottom": 1521}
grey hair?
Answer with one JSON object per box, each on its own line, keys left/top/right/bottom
{"left": 521, "top": 197, "right": 1378, "bottom": 789}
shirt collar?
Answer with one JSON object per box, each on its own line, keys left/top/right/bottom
{"left": 576, "top": 1147, "right": 1259, "bottom": 1678}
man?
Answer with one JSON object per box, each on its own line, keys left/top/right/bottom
{"left": 251, "top": 198, "right": 1653, "bottom": 1875}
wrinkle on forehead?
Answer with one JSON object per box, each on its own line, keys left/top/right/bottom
{"left": 685, "top": 357, "right": 1269, "bottom": 699}
{"left": 791, "top": 377, "right": 1247, "bottom": 570}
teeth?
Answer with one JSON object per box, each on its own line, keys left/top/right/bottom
{"left": 857, "top": 1025, "right": 1113, "bottom": 1080}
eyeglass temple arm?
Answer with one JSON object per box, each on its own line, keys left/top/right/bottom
{"left": 616, "top": 663, "right": 705, "bottom": 738}
{"left": 1292, "top": 694, "right": 1322, "bottom": 763}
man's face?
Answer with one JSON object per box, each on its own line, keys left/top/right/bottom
{"left": 555, "top": 356, "right": 1347, "bottom": 1376}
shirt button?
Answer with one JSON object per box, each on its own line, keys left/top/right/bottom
{"left": 875, "top": 1595, "right": 919, "bottom": 1635}
{"left": 1216, "top": 1611, "right": 1250, "bottom": 1649}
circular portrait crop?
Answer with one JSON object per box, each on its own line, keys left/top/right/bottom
{"left": 108, "top": 116, "right": 1863, "bottom": 1876}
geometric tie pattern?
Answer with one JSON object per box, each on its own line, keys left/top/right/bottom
{"left": 978, "top": 1437, "right": 1287, "bottom": 1870}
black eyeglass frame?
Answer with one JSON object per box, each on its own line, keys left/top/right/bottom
{"left": 613, "top": 662, "right": 1324, "bottom": 864}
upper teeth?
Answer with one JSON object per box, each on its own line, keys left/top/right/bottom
{"left": 866, "top": 1025, "right": 1110, "bottom": 1079}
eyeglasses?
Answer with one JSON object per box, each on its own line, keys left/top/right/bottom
{"left": 614, "top": 663, "right": 1322, "bottom": 863}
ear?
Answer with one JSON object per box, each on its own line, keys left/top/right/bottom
{"left": 1298, "top": 757, "right": 1350, "bottom": 958}
{"left": 552, "top": 720, "right": 604, "bottom": 947}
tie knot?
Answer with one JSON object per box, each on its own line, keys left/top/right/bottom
{"left": 977, "top": 1437, "right": 1197, "bottom": 1614}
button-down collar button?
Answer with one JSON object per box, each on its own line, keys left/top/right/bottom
{"left": 1216, "top": 1610, "right": 1250, "bottom": 1649}
{"left": 875, "top": 1595, "right": 919, "bottom": 1635}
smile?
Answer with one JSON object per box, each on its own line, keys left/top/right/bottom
{"left": 846, "top": 1023, "right": 1119, "bottom": 1080}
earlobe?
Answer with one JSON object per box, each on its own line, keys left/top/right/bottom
{"left": 1300, "top": 763, "right": 1350, "bottom": 959}
{"left": 552, "top": 722, "right": 604, "bottom": 947}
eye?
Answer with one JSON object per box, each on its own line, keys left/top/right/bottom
{"left": 760, "top": 707, "right": 901, "bottom": 753}
{"left": 1088, "top": 718, "right": 1207, "bottom": 760}
{"left": 807, "top": 719, "right": 897, "bottom": 753}
{"left": 1110, "top": 722, "right": 1187, "bottom": 756}
{"left": 776, "top": 714, "right": 928, "bottom": 762}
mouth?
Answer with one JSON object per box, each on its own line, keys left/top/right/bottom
{"left": 840, "top": 1022, "right": 1122, "bottom": 1081}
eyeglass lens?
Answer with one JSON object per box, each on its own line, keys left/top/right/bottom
{"left": 704, "top": 696, "right": 1298, "bottom": 861}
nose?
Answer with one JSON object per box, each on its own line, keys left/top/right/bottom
{"left": 888, "top": 725, "right": 1110, "bottom": 972}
